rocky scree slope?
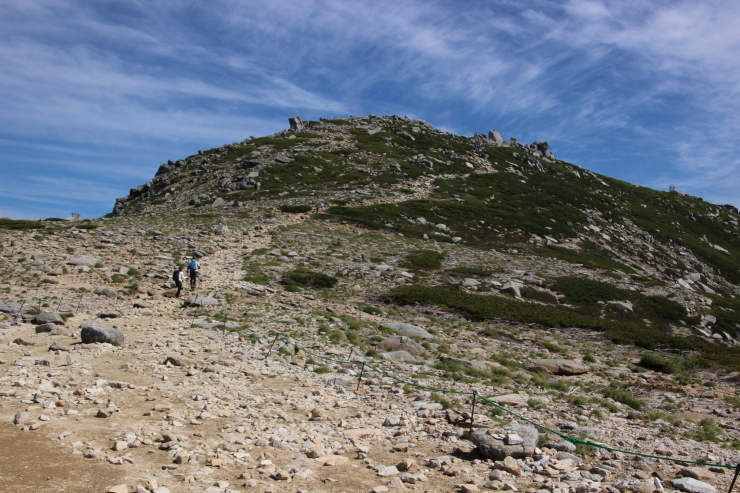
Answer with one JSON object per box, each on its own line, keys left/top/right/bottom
{"left": 0, "top": 205, "right": 739, "bottom": 492}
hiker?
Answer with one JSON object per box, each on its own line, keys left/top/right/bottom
{"left": 173, "top": 266, "right": 185, "bottom": 298}
{"left": 187, "top": 257, "right": 200, "bottom": 290}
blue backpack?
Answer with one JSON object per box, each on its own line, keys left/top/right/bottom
{"left": 188, "top": 260, "right": 198, "bottom": 271}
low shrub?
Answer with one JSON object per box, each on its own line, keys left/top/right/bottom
{"left": 552, "top": 276, "right": 622, "bottom": 303}
{"left": 284, "top": 269, "right": 338, "bottom": 288}
{"left": 280, "top": 204, "right": 312, "bottom": 213}
{"left": 639, "top": 353, "right": 684, "bottom": 374}
{"left": 405, "top": 250, "right": 445, "bottom": 269}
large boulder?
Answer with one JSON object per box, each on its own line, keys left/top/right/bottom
{"left": 501, "top": 281, "right": 523, "bottom": 298}
{"left": 382, "top": 322, "right": 434, "bottom": 339}
{"left": 68, "top": 255, "right": 100, "bottom": 267}
{"left": 80, "top": 321, "right": 124, "bottom": 345}
{"left": 94, "top": 286, "right": 118, "bottom": 297}
{"left": 530, "top": 359, "right": 589, "bottom": 375}
{"left": 470, "top": 423, "right": 539, "bottom": 460}
{"left": 488, "top": 130, "right": 504, "bottom": 143}
{"left": 32, "top": 312, "right": 65, "bottom": 325}
{"left": 288, "top": 116, "right": 305, "bottom": 132}
{"left": 439, "top": 355, "right": 490, "bottom": 373}
{"left": 377, "top": 336, "right": 426, "bottom": 356}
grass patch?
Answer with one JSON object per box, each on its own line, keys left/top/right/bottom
{"left": 687, "top": 419, "right": 722, "bottom": 442}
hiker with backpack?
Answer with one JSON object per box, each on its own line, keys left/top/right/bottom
{"left": 187, "top": 257, "right": 200, "bottom": 290}
{"left": 173, "top": 265, "right": 185, "bottom": 298}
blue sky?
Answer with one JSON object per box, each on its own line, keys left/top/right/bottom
{"left": 2, "top": 0, "right": 739, "bottom": 219}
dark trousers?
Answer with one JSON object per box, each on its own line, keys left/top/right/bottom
{"left": 175, "top": 280, "right": 183, "bottom": 298}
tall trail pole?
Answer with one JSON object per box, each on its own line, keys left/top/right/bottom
{"left": 728, "top": 463, "right": 740, "bottom": 493}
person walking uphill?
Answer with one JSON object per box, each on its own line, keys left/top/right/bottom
{"left": 173, "top": 266, "right": 185, "bottom": 298}
{"left": 187, "top": 257, "right": 200, "bottom": 290}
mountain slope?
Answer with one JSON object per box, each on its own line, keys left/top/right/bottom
{"left": 110, "top": 115, "right": 740, "bottom": 367}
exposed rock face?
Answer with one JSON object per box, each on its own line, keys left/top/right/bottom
{"left": 530, "top": 359, "right": 590, "bottom": 375}
{"left": 80, "top": 321, "right": 124, "bottom": 344}
{"left": 471, "top": 423, "right": 539, "bottom": 460}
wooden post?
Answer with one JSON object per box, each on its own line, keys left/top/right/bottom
{"left": 356, "top": 362, "right": 366, "bottom": 391}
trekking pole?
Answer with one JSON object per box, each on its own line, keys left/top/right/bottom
{"left": 356, "top": 362, "right": 366, "bottom": 391}
{"left": 13, "top": 301, "right": 25, "bottom": 322}
{"left": 264, "top": 334, "right": 280, "bottom": 362}
{"left": 728, "top": 463, "right": 740, "bottom": 493}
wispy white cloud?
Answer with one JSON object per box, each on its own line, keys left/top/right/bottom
{"left": 1, "top": 0, "right": 739, "bottom": 219}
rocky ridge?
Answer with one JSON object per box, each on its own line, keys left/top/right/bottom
{"left": 1, "top": 115, "right": 739, "bottom": 492}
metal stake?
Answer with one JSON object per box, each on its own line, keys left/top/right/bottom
{"left": 469, "top": 391, "right": 478, "bottom": 434}
{"left": 356, "top": 362, "right": 366, "bottom": 391}
{"left": 347, "top": 349, "right": 354, "bottom": 362}
{"left": 55, "top": 296, "right": 64, "bottom": 312}
{"left": 728, "top": 463, "right": 740, "bottom": 493}
{"left": 13, "top": 301, "right": 25, "bottom": 322}
{"left": 265, "top": 334, "right": 280, "bottom": 361}
{"left": 75, "top": 295, "right": 83, "bottom": 315}
{"left": 189, "top": 296, "right": 200, "bottom": 327}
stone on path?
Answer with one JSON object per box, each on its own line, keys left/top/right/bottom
{"left": 184, "top": 295, "right": 219, "bottom": 306}
{"left": 68, "top": 254, "right": 100, "bottom": 267}
{"left": 671, "top": 477, "right": 717, "bottom": 493}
